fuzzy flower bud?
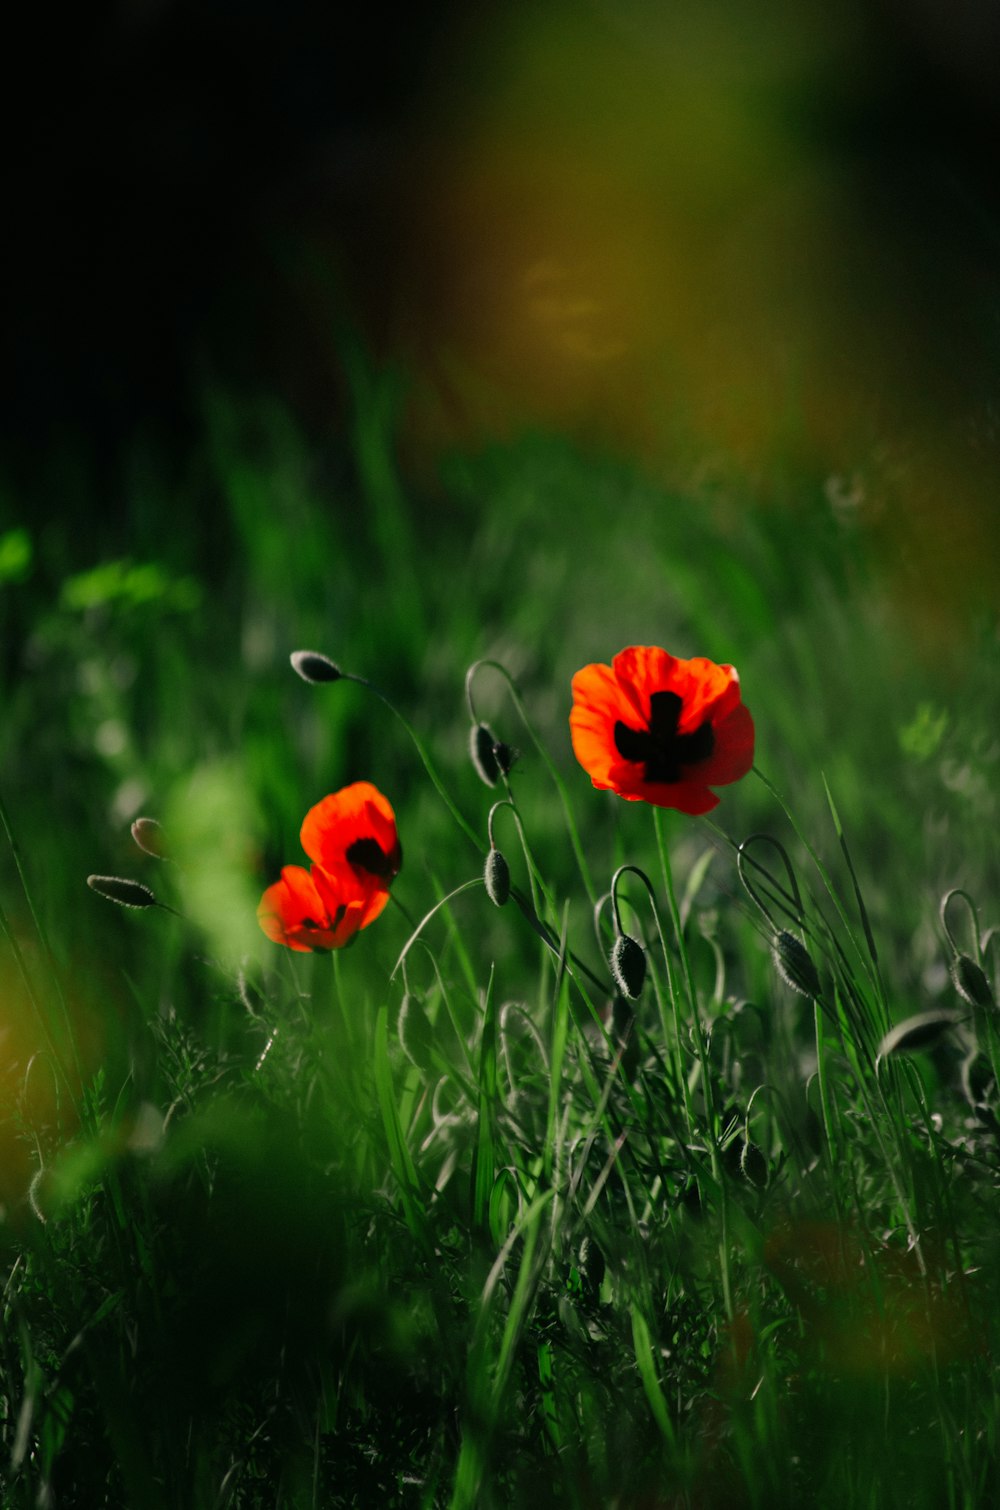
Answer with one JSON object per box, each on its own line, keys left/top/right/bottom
{"left": 87, "top": 874, "right": 158, "bottom": 910}
{"left": 950, "top": 954, "right": 995, "bottom": 1009}
{"left": 130, "top": 816, "right": 168, "bottom": 859}
{"left": 610, "top": 933, "right": 646, "bottom": 1001}
{"left": 772, "top": 930, "right": 821, "bottom": 998}
{"left": 290, "top": 650, "right": 343, "bottom": 684}
{"left": 878, "top": 1008, "right": 966, "bottom": 1060}
{"left": 484, "top": 848, "right": 511, "bottom": 907}
{"left": 739, "top": 1140, "right": 769, "bottom": 1189}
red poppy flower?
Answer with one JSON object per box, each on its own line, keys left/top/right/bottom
{"left": 570, "top": 646, "right": 754, "bottom": 815}
{"left": 299, "top": 781, "right": 402, "bottom": 889}
{"left": 257, "top": 864, "right": 385, "bottom": 952}
{"left": 258, "top": 781, "right": 401, "bottom": 952}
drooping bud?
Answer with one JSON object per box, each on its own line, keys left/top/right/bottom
{"left": 877, "top": 1008, "right": 966, "bottom": 1060}
{"left": 484, "top": 848, "right": 511, "bottom": 907}
{"left": 469, "top": 723, "right": 501, "bottom": 786}
{"left": 739, "top": 1140, "right": 769, "bottom": 1189}
{"left": 87, "top": 874, "right": 159, "bottom": 910}
{"left": 130, "top": 816, "right": 168, "bottom": 859}
{"left": 772, "top": 930, "right": 821, "bottom": 998}
{"left": 950, "top": 954, "right": 995, "bottom": 1009}
{"left": 610, "top": 933, "right": 646, "bottom": 1000}
{"left": 290, "top": 649, "right": 343, "bottom": 684}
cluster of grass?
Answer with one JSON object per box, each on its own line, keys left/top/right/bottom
{"left": 1, "top": 366, "right": 998, "bottom": 1507}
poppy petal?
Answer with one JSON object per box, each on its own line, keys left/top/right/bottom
{"left": 613, "top": 647, "right": 741, "bottom": 733}
{"left": 698, "top": 702, "right": 756, "bottom": 786}
{"left": 257, "top": 866, "right": 343, "bottom": 952}
{"left": 570, "top": 645, "right": 754, "bottom": 814}
{"left": 633, "top": 779, "right": 721, "bottom": 816}
{"left": 313, "top": 863, "right": 391, "bottom": 934}
{"left": 611, "top": 646, "right": 680, "bottom": 724}
{"left": 570, "top": 662, "right": 643, "bottom": 784}
{"left": 301, "top": 781, "right": 401, "bottom": 881}
{"left": 674, "top": 658, "right": 743, "bottom": 732}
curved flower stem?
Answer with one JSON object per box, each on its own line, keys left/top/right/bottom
{"left": 752, "top": 765, "right": 883, "bottom": 1014}
{"left": 392, "top": 873, "right": 609, "bottom": 1079}
{"left": 713, "top": 819, "right": 869, "bottom": 1052}
{"left": 488, "top": 798, "right": 544, "bottom": 920}
{"left": 390, "top": 879, "right": 484, "bottom": 981}
{"left": 465, "top": 659, "right": 597, "bottom": 906}
{"left": 400, "top": 943, "right": 478, "bottom": 1083}
{"left": 736, "top": 834, "right": 805, "bottom": 932}
{"left": 345, "top": 673, "right": 481, "bottom": 850}
{"left": 388, "top": 890, "right": 421, "bottom": 933}
{"left": 608, "top": 864, "right": 689, "bottom": 1116}
{"left": 751, "top": 768, "right": 926, "bottom": 1265}
{"left": 707, "top": 818, "right": 815, "bottom": 943}
{"left": 940, "top": 888, "right": 983, "bottom": 961}
{"left": 751, "top": 766, "right": 896, "bottom": 1069}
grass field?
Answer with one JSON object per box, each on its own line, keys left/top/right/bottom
{"left": 1, "top": 362, "right": 998, "bottom": 1508}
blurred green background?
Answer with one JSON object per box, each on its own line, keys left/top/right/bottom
{"left": 2, "top": 9, "right": 1000, "bottom": 1505}
{"left": 2, "top": 0, "right": 999, "bottom": 1184}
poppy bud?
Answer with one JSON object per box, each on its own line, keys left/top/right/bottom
{"left": 739, "top": 1140, "right": 769, "bottom": 1189}
{"left": 469, "top": 723, "right": 501, "bottom": 786}
{"left": 878, "top": 1009, "right": 966, "bottom": 1059}
{"left": 87, "top": 874, "right": 158, "bottom": 910}
{"left": 772, "top": 930, "right": 821, "bottom": 998}
{"left": 610, "top": 933, "right": 646, "bottom": 1000}
{"left": 484, "top": 848, "right": 511, "bottom": 907}
{"left": 290, "top": 649, "right": 343, "bottom": 683}
{"left": 130, "top": 816, "right": 168, "bottom": 859}
{"left": 950, "top": 954, "right": 995, "bottom": 1009}
{"left": 398, "top": 993, "right": 434, "bottom": 1072}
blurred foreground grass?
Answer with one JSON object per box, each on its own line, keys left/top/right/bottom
{"left": 0, "top": 367, "right": 998, "bottom": 1506}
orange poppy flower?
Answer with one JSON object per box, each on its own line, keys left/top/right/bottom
{"left": 257, "top": 864, "right": 385, "bottom": 952}
{"left": 570, "top": 645, "right": 754, "bottom": 815}
{"left": 258, "top": 781, "right": 401, "bottom": 952}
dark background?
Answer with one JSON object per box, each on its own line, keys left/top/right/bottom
{"left": 4, "top": 0, "right": 1000, "bottom": 617}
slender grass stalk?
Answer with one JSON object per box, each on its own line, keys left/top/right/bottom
{"left": 390, "top": 879, "right": 485, "bottom": 981}
{"left": 471, "top": 966, "right": 498, "bottom": 1235}
{"left": 487, "top": 797, "right": 546, "bottom": 927}
{"left": 608, "top": 862, "right": 692, "bottom": 1124}
{"left": 347, "top": 673, "right": 482, "bottom": 849}
{"left": 653, "top": 806, "right": 734, "bottom": 1320}
{"left": 753, "top": 766, "right": 881, "bottom": 1006}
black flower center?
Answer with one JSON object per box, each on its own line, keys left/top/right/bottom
{"left": 346, "top": 836, "right": 397, "bottom": 881}
{"left": 614, "top": 690, "right": 714, "bottom": 783}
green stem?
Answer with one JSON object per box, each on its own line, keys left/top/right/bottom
{"left": 466, "top": 660, "right": 597, "bottom": 905}
{"left": 348, "top": 675, "right": 481, "bottom": 849}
